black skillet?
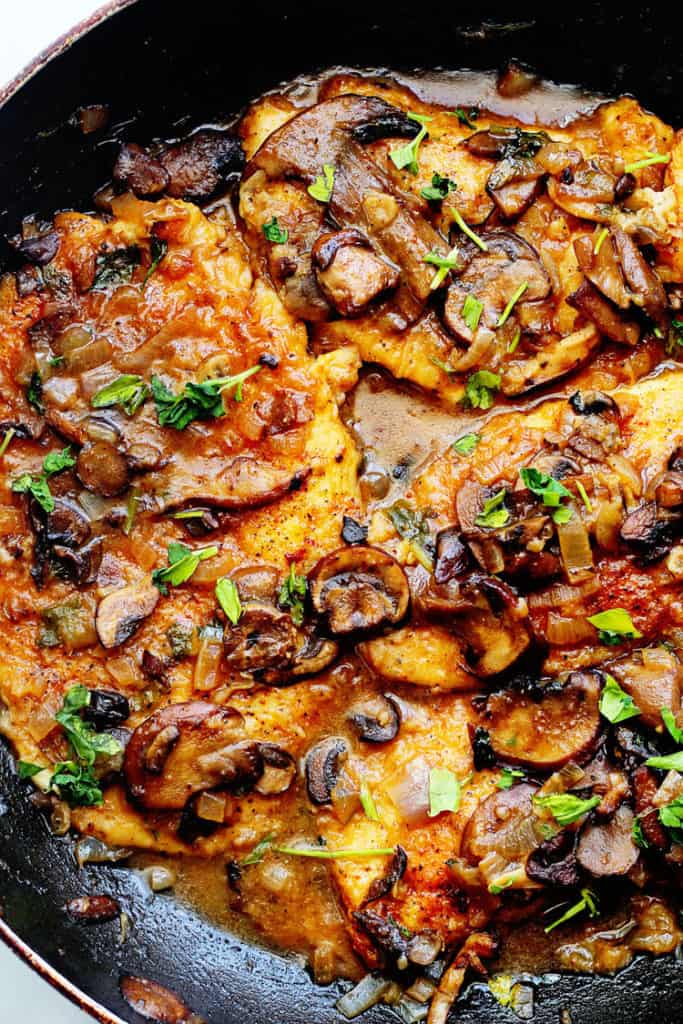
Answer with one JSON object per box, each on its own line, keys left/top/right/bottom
{"left": 0, "top": 1, "right": 681, "bottom": 1020}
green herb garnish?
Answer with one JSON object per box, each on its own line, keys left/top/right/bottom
{"left": 496, "top": 767, "right": 525, "bottom": 790}
{"left": 450, "top": 108, "right": 479, "bottom": 129}
{"left": 453, "top": 433, "right": 480, "bottom": 456}
{"left": 360, "top": 781, "right": 381, "bottom": 822}
{"left": 599, "top": 674, "right": 640, "bottom": 724}
{"left": 623, "top": 151, "right": 671, "bottom": 173}
{"left": 390, "top": 113, "right": 431, "bottom": 175}
{"left": 658, "top": 795, "right": 683, "bottom": 843}
{"left": 661, "top": 706, "right": 683, "bottom": 745}
{"left": 18, "top": 761, "right": 45, "bottom": 779}
{"left": 475, "top": 489, "right": 509, "bottom": 529}
{"left": 462, "top": 369, "right": 500, "bottom": 410}
{"left": 420, "top": 172, "right": 457, "bottom": 201}
{"left": 587, "top": 607, "right": 643, "bottom": 646}
{"left": 307, "top": 164, "right": 335, "bottom": 202}
{"left": 92, "top": 374, "right": 149, "bottom": 416}
{"left": 462, "top": 293, "right": 484, "bottom": 332}
{"left": 274, "top": 845, "right": 395, "bottom": 860}
{"left": 385, "top": 501, "right": 434, "bottom": 571}
{"left": 12, "top": 446, "right": 76, "bottom": 514}
{"left": 142, "top": 237, "right": 168, "bottom": 288}
{"left": 645, "top": 751, "right": 683, "bottom": 772}
{"left": 632, "top": 816, "right": 649, "bottom": 849}
{"left": 216, "top": 577, "right": 242, "bottom": 625}
{"left": 0, "top": 427, "right": 15, "bottom": 458}
{"left": 262, "top": 217, "right": 289, "bottom": 244}
{"left": 241, "top": 833, "right": 275, "bottom": 866}
{"left": 278, "top": 563, "right": 307, "bottom": 625}
{"left": 26, "top": 371, "right": 44, "bottom": 414}
{"left": 424, "top": 247, "right": 460, "bottom": 290}
{"left": 91, "top": 246, "right": 141, "bottom": 291}
{"left": 593, "top": 227, "right": 609, "bottom": 255}
{"left": 520, "top": 465, "right": 573, "bottom": 524}
{"left": 428, "top": 767, "right": 461, "bottom": 817}
{"left": 152, "top": 542, "right": 218, "bottom": 595}
{"left": 51, "top": 760, "right": 105, "bottom": 807}
{"left": 544, "top": 888, "right": 599, "bottom": 933}
{"left": 533, "top": 792, "right": 601, "bottom": 826}
{"left": 449, "top": 207, "right": 488, "bottom": 251}
{"left": 151, "top": 365, "right": 261, "bottom": 430}
{"left": 496, "top": 281, "right": 529, "bottom": 328}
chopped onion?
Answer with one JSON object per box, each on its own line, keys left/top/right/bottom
{"left": 66, "top": 336, "right": 113, "bottom": 374}
{"left": 75, "top": 836, "right": 132, "bottom": 867}
{"left": 78, "top": 489, "right": 114, "bottom": 522}
{"left": 557, "top": 516, "right": 594, "bottom": 584}
{"left": 196, "top": 791, "right": 227, "bottom": 822}
{"left": 106, "top": 655, "right": 138, "bottom": 687}
{"left": 594, "top": 497, "right": 623, "bottom": 551}
{"left": 41, "top": 376, "right": 79, "bottom": 409}
{"left": 336, "top": 975, "right": 395, "bottom": 1019}
{"left": 529, "top": 579, "right": 600, "bottom": 610}
{"left": 607, "top": 453, "right": 642, "bottom": 501}
{"left": 140, "top": 865, "right": 177, "bottom": 892}
{"left": 398, "top": 996, "right": 430, "bottom": 1023}
{"left": 50, "top": 800, "right": 71, "bottom": 836}
{"left": 545, "top": 612, "right": 594, "bottom": 646}
{"left": 404, "top": 978, "right": 437, "bottom": 1005}
{"left": 386, "top": 756, "right": 430, "bottom": 825}
{"left": 194, "top": 633, "right": 223, "bottom": 691}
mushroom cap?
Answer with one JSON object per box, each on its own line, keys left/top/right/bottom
{"left": 309, "top": 545, "right": 409, "bottom": 635}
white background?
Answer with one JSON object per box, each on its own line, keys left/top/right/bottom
{"left": 1, "top": 6, "right": 107, "bottom": 1021}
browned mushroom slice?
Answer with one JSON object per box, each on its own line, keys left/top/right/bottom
{"left": 573, "top": 233, "right": 631, "bottom": 309}
{"left": 547, "top": 160, "right": 616, "bottom": 221}
{"left": 254, "top": 743, "right": 297, "bottom": 795}
{"left": 610, "top": 649, "right": 682, "bottom": 730}
{"left": 76, "top": 440, "right": 131, "bottom": 497}
{"left": 312, "top": 229, "right": 399, "bottom": 317}
{"left": 309, "top": 546, "right": 409, "bottom": 635}
{"left": 576, "top": 803, "right": 639, "bottom": 877}
{"left": 121, "top": 975, "right": 204, "bottom": 1024}
{"left": 223, "top": 602, "right": 298, "bottom": 673}
{"left": 454, "top": 601, "right": 531, "bottom": 678}
{"left": 96, "top": 581, "right": 159, "bottom": 649}
{"left": 443, "top": 229, "right": 551, "bottom": 344}
{"left": 656, "top": 472, "right": 683, "bottom": 509}
{"left": 124, "top": 701, "right": 260, "bottom": 810}
{"left": 611, "top": 228, "right": 667, "bottom": 325}
{"left": 501, "top": 324, "right": 600, "bottom": 396}
{"left": 305, "top": 736, "right": 348, "bottom": 805}
{"left": 632, "top": 765, "right": 669, "bottom": 850}
{"left": 461, "top": 783, "right": 541, "bottom": 869}
{"left": 148, "top": 455, "right": 310, "bottom": 513}
{"left": 482, "top": 671, "right": 601, "bottom": 768}
{"left": 348, "top": 694, "right": 401, "bottom": 743}
{"left": 113, "top": 143, "right": 170, "bottom": 197}
{"left": 160, "top": 129, "right": 244, "bottom": 202}
{"left": 567, "top": 279, "right": 640, "bottom": 345}
{"left": 487, "top": 156, "right": 545, "bottom": 219}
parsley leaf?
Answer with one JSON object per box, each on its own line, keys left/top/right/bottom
{"left": 520, "top": 466, "right": 574, "bottom": 524}
{"left": 496, "top": 280, "right": 529, "bottom": 327}
{"left": 142, "top": 236, "right": 168, "bottom": 288}
{"left": 241, "top": 833, "right": 275, "bottom": 866}
{"left": 545, "top": 888, "right": 599, "bottom": 933}
{"left": 453, "top": 433, "right": 480, "bottom": 456}
{"left": 599, "top": 674, "right": 640, "bottom": 724}
{"left": 216, "top": 577, "right": 242, "bottom": 625}
{"left": 151, "top": 365, "right": 261, "bottom": 430}
{"left": 51, "top": 760, "right": 104, "bottom": 807}
{"left": 92, "top": 374, "right": 149, "bottom": 416}
{"left": 390, "top": 113, "right": 431, "bottom": 175}
{"left": 91, "top": 246, "right": 141, "bottom": 291}
{"left": 497, "top": 767, "right": 525, "bottom": 790}
{"left": 278, "top": 563, "right": 307, "bottom": 625}
{"left": 308, "top": 165, "right": 335, "bottom": 202}
{"left": 645, "top": 751, "right": 683, "bottom": 772}
{"left": 632, "top": 816, "right": 649, "bottom": 849}
{"left": 12, "top": 472, "right": 54, "bottom": 513}
{"left": 450, "top": 108, "right": 479, "bottom": 129}
{"left": 666, "top": 319, "right": 683, "bottom": 356}
{"left": 360, "top": 781, "right": 381, "bottom": 821}
{"left": 420, "top": 172, "right": 457, "bottom": 201}
{"left": 475, "top": 489, "right": 509, "bottom": 529}
{"left": 152, "top": 543, "right": 218, "bottom": 595}
{"left": 533, "top": 792, "right": 601, "bottom": 826}
{"left": 26, "top": 371, "right": 44, "bottom": 414}
{"left": 385, "top": 501, "right": 434, "bottom": 571}
{"left": 462, "top": 369, "right": 500, "bottom": 410}
{"left": 42, "top": 446, "right": 76, "bottom": 476}
{"left": 462, "top": 293, "right": 483, "bottom": 332}
{"left": 587, "top": 607, "right": 643, "bottom": 646}
{"left": 18, "top": 761, "right": 45, "bottom": 779}
{"left": 262, "top": 217, "right": 289, "bottom": 244}
{"left": 55, "top": 684, "right": 122, "bottom": 767}
{"left": 428, "top": 767, "right": 461, "bottom": 817}
{"left": 423, "top": 247, "right": 460, "bottom": 289}
{"left": 661, "top": 706, "right": 683, "bottom": 745}
{"left": 658, "top": 795, "right": 683, "bottom": 843}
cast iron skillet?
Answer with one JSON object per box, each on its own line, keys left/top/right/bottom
{"left": 0, "top": 2, "right": 681, "bottom": 1021}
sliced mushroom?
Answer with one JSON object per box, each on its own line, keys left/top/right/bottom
{"left": 348, "top": 694, "right": 401, "bottom": 743}
{"left": 576, "top": 803, "right": 639, "bottom": 877}
{"left": 254, "top": 743, "right": 297, "bottom": 795}
{"left": 656, "top": 472, "right": 683, "bottom": 509}
{"left": 434, "top": 528, "right": 471, "bottom": 584}
{"left": 352, "top": 909, "right": 408, "bottom": 961}
{"left": 124, "top": 701, "right": 259, "bottom": 810}
{"left": 526, "top": 829, "right": 580, "bottom": 887}
{"left": 149, "top": 456, "right": 310, "bottom": 513}
{"left": 620, "top": 501, "right": 674, "bottom": 563}
{"left": 312, "top": 229, "right": 399, "bottom": 317}
{"left": 359, "top": 624, "right": 476, "bottom": 690}
{"left": 309, "top": 546, "right": 409, "bottom": 635}
{"left": 363, "top": 844, "right": 408, "bottom": 904}
{"left": 261, "top": 627, "right": 339, "bottom": 685}
{"left": 501, "top": 324, "right": 600, "bottom": 396}
{"left": 487, "top": 156, "right": 545, "bottom": 219}
{"left": 631, "top": 765, "right": 669, "bottom": 850}
{"left": 482, "top": 671, "right": 601, "bottom": 769}
{"left": 305, "top": 736, "right": 348, "bottom": 805}
{"left": 461, "top": 783, "right": 540, "bottom": 866}
{"left": 443, "top": 229, "right": 551, "bottom": 345}
{"left": 223, "top": 602, "right": 298, "bottom": 673}
{"left": 66, "top": 895, "right": 120, "bottom": 923}
{"left": 76, "top": 440, "right": 131, "bottom": 496}
{"left": 569, "top": 390, "right": 619, "bottom": 417}
{"left": 547, "top": 160, "right": 616, "bottom": 221}
{"left": 83, "top": 689, "right": 130, "bottom": 731}
{"left": 573, "top": 232, "right": 631, "bottom": 309}
{"left": 611, "top": 228, "right": 667, "bottom": 325}
{"left": 610, "top": 649, "right": 682, "bottom": 730}
{"left": 96, "top": 581, "right": 159, "bottom": 649}
{"left": 11, "top": 230, "right": 60, "bottom": 266}
{"left": 120, "top": 976, "right": 204, "bottom": 1024}
{"left": 113, "top": 143, "right": 170, "bottom": 197}
{"left": 567, "top": 278, "right": 640, "bottom": 345}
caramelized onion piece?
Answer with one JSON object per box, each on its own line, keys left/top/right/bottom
{"left": 483, "top": 671, "right": 601, "bottom": 769}
{"left": 309, "top": 546, "right": 409, "bottom": 635}
{"left": 124, "top": 701, "right": 259, "bottom": 810}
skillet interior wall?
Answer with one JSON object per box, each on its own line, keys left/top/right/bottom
{"left": 0, "top": 2, "right": 682, "bottom": 1023}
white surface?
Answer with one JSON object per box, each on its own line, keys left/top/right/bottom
{"left": 1, "top": 2, "right": 106, "bottom": 1018}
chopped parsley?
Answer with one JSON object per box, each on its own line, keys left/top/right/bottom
{"left": 424, "top": 246, "right": 460, "bottom": 289}
{"left": 449, "top": 207, "right": 488, "bottom": 251}
{"left": 18, "top": 761, "right": 46, "bottom": 779}
{"left": 12, "top": 446, "right": 76, "bottom": 514}
{"left": 307, "top": 164, "right": 335, "bottom": 202}
{"left": 274, "top": 845, "right": 395, "bottom": 860}
{"left": 92, "top": 374, "right": 149, "bottom": 416}
{"left": 593, "top": 227, "right": 609, "bottom": 255}
{"left": 241, "top": 833, "right": 275, "bottom": 866}
{"left": 533, "top": 792, "right": 601, "bottom": 826}
{"left": 0, "top": 427, "right": 15, "bottom": 458}
{"left": 666, "top": 319, "right": 683, "bottom": 355}
{"left": 462, "top": 293, "right": 484, "bottom": 332}
{"left": 278, "top": 563, "right": 307, "bottom": 625}
{"left": 428, "top": 767, "right": 461, "bottom": 817}
{"left": 496, "top": 280, "right": 529, "bottom": 328}
{"left": 507, "top": 328, "right": 521, "bottom": 354}
{"left": 91, "top": 246, "right": 141, "bottom": 291}
{"left": 420, "top": 172, "right": 457, "bottom": 202}
{"left": 262, "top": 217, "right": 289, "bottom": 244}
{"left": 152, "top": 542, "right": 218, "bottom": 595}
{"left": 645, "top": 751, "right": 683, "bottom": 773}
{"left": 450, "top": 108, "right": 479, "bottom": 129}
{"left": 519, "top": 466, "right": 573, "bottom": 525}
{"left": 623, "top": 151, "right": 671, "bottom": 173}
{"left": 462, "top": 369, "right": 501, "bottom": 410}
{"left": 632, "top": 816, "right": 649, "bottom": 849}
{"left": 151, "top": 365, "right": 261, "bottom": 430}
{"left": 385, "top": 501, "right": 434, "bottom": 571}
{"left": 545, "top": 888, "right": 599, "bottom": 933}
{"left": 599, "top": 674, "right": 640, "bottom": 724}
{"left": 453, "top": 432, "right": 480, "bottom": 457}
{"left": 360, "top": 781, "right": 381, "bottom": 822}
{"left": 657, "top": 795, "right": 683, "bottom": 843}
{"left": 390, "top": 113, "right": 431, "bottom": 175}
{"left": 475, "top": 489, "right": 510, "bottom": 529}
{"left": 26, "top": 371, "right": 44, "bottom": 414}
{"left": 142, "top": 236, "right": 168, "bottom": 288}
{"left": 587, "top": 607, "right": 643, "bottom": 646}
{"left": 216, "top": 577, "right": 242, "bottom": 625}
{"left": 661, "top": 706, "right": 683, "bottom": 745}
{"left": 497, "top": 767, "right": 525, "bottom": 790}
